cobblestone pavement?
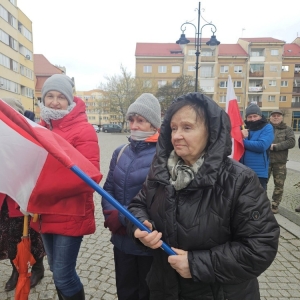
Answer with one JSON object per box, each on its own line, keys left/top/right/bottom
{"left": 0, "top": 132, "right": 299, "bottom": 299}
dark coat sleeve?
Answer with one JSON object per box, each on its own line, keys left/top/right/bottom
{"left": 188, "top": 168, "right": 280, "bottom": 284}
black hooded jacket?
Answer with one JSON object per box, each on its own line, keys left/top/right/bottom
{"left": 128, "top": 93, "right": 279, "bottom": 300}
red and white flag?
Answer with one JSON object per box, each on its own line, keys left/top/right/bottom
{"left": 225, "top": 75, "right": 244, "bottom": 161}
{"left": 0, "top": 99, "right": 102, "bottom": 214}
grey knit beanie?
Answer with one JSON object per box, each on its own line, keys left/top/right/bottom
{"left": 42, "top": 74, "right": 74, "bottom": 105}
{"left": 245, "top": 103, "right": 262, "bottom": 117}
{"left": 126, "top": 93, "right": 161, "bottom": 128}
{"left": 2, "top": 97, "right": 25, "bottom": 115}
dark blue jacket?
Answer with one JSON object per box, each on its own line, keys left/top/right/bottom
{"left": 240, "top": 122, "right": 274, "bottom": 178}
{"left": 102, "top": 138, "right": 156, "bottom": 255}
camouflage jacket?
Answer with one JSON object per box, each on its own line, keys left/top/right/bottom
{"left": 270, "top": 122, "right": 295, "bottom": 163}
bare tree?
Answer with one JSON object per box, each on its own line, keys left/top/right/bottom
{"left": 98, "top": 65, "right": 154, "bottom": 131}
{"left": 155, "top": 75, "right": 202, "bottom": 114}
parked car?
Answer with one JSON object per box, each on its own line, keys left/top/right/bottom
{"left": 93, "top": 125, "right": 100, "bottom": 133}
{"left": 101, "top": 124, "right": 122, "bottom": 133}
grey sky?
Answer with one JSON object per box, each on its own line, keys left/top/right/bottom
{"left": 17, "top": 0, "right": 300, "bottom": 90}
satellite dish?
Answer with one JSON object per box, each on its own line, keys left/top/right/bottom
{"left": 25, "top": 54, "right": 30, "bottom": 60}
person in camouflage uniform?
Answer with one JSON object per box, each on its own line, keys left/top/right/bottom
{"left": 268, "top": 110, "right": 295, "bottom": 214}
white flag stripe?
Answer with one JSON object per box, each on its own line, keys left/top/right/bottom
{"left": 0, "top": 120, "right": 48, "bottom": 210}
{"left": 225, "top": 75, "right": 237, "bottom": 112}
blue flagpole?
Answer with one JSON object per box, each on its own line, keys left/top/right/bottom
{"left": 71, "top": 165, "right": 176, "bottom": 256}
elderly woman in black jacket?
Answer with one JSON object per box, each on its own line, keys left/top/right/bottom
{"left": 127, "top": 93, "right": 280, "bottom": 300}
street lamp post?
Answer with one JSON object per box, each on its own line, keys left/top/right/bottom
{"left": 176, "top": 2, "right": 220, "bottom": 92}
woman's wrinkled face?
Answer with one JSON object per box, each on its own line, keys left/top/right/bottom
{"left": 44, "top": 91, "right": 69, "bottom": 110}
{"left": 128, "top": 114, "right": 155, "bottom": 132}
{"left": 170, "top": 106, "right": 208, "bottom": 166}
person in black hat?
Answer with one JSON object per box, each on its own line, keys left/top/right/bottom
{"left": 240, "top": 103, "right": 274, "bottom": 190}
{"left": 268, "top": 110, "right": 295, "bottom": 214}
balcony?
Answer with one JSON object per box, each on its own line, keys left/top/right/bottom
{"left": 200, "top": 56, "right": 216, "bottom": 62}
{"left": 292, "top": 102, "right": 300, "bottom": 108}
{"left": 249, "top": 71, "right": 264, "bottom": 77}
{"left": 248, "top": 101, "right": 262, "bottom": 107}
{"left": 250, "top": 56, "right": 265, "bottom": 62}
{"left": 200, "top": 72, "right": 214, "bottom": 78}
{"left": 201, "top": 86, "right": 214, "bottom": 93}
{"left": 293, "top": 87, "right": 300, "bottom": 94}
{"left": 248, "top": 86, "right": 263, "bottom": 92}
{"left": 294, "top": 72, "right": 300, "bottom": 78}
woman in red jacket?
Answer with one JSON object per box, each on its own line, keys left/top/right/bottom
{"left": 0, "top": 98, "right": 45, "bottom": 292}
{"left": 35, "top": 74, "right": 101, "bottom": 300}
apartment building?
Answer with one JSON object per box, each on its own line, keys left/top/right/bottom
{"left": 0, "top": 0, "right": 34, "bottom": 111}
{"left": 135, "top": 37, "right": 300, "bottom": 130}
{"left": 75, "top": 89, "right": 106, "bottom": 126}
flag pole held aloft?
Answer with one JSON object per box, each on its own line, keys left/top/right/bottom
{"left": 71, "top": 165, "right": 177, "bottom": 256}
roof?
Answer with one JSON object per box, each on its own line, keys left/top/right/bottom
{"left": 283, "top": 43, "right": 300, "bottom": 57}
{"left": 239, "top": 37, "right": 285, "bottom": 43}
{"left": 33, "top": 54, "right": 63, "bottom": 76}
{"left": 218, "top": 44, "right": 248, "bottom": 57}
{"left": 135, "top": 43, "right": 183, "bottom": 57}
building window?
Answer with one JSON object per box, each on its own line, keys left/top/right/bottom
{"left": 282, "top": 65, "right": 289, "bottom": 72}
{"left": 219, "top": 81, "right": 228, "bottom": 88}
{"left": 158, "top": 66, "right": 167, "bottom": 73}
{"left": 0, "top": 77, "right": 19, "bottom": 93}
{"left": 250, "top": 49, "right": 264, "bottom": 57}
{"left": 143, "top": 66, "right": 152, "bottom": 73}
{"left": 269, "top": 80, "right": 276, "bottom": 86}
{"left": 270, "top": 65, "right": 277, "bottom": 72}
{"left": 295, "top": 64, "right": 300, "bottom": 73}
{"left": 200, "top": 66, "right": 213, "bottom": 77}
{"left": 201, "top": 50, "right": 213, "bottom": 56}
{"left": 19, "top": 44, "right": 32, "bottom": 59}
{"left": 12, "top": 60, "right": 18, "bottom": 72}
{"left": 143, "top": 80, "right": 152, "bottom": 88}
{"left": 158, "top": 80, "right": 167, "bottom": 88}
{"left": 0, "top": 53, "right": 10, "bottom": 68}
{"left": 271, "top": 49, "right": 279, "bottom": 56}
{"left": 188, "top": 65, "right": 195, "bottom": 72}
{"left": 172, "top": 66, "right": 180, "bottom": 73}
{"left": 0, "top": 29, "right": 9, "bottom": 45}
{"left": 234, "top": 81, "right": 242, "bottom": 88}
{"left": 236, "top": 96, "right": 241, "bottom": 103}
{"left": 0, "top": 5, "right": 8, "bottom": 22}
{"left": 281, "top": 81, "right": 288, "bottom": 87}
{"left": 234, "top": 66, "right": 243, "bottom": 73}
{"left": 18, "top": 22, "right": 32, "bottom": 41}
{"left": 220, "top": 66, "right": 229, "bottom": 73}
{"left": 280, "top": 96, "right": 287, "bottom": 102}
{"left": 268, "top": 95, "right": 275, "bottom": 102}
{"left": 9, "top": 36, "right": 18, "bottom": 51}
{"left": 292, "top": 96, "right": 300, "bottom": 102}
{"left": 188, "top": 50, "right": 195, "bottom": 56}
{"left": 219, "top": 96, "right": 226, "bottom": 103}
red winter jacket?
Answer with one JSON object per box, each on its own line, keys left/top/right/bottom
{"left": 31, "top": 97, "right": 101, "bottom": 236}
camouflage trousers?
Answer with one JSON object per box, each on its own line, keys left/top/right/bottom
{"left": 268, "top": 162, "right": 287, "bottom": 207}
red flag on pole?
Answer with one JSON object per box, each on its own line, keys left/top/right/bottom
{"left": 0, "top": 99, "right": 102, "bottom": 214}
{"left": 225, "top": 75, "right": 244, "bottom": 161}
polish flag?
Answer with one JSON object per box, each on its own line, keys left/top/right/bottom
{"left": 225, "top": 75, "right": 244, "bottom": 161}
{"left": 0, "top": 99, "right": 102, "bottom": 214}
